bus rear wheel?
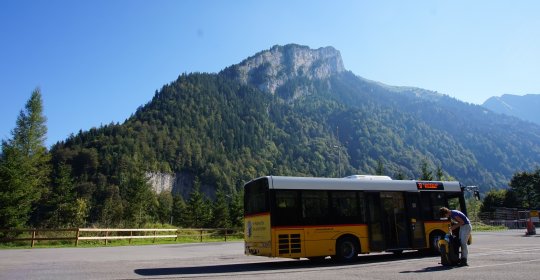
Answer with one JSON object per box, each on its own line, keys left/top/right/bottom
{"left": 334, "top": 237, "right": 359, "bottom": 262}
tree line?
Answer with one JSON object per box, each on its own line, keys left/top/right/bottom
{"left": 0, "top": 89, "right": 243, "bottom": 230}
{"left": 480, "top": 169, "right": 540, "bottom": 212}
{"left": 3, "top": 75, "right": 540, "bottom": 230}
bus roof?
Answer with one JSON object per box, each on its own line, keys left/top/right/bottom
{"left": 258, "top": 176, "right": 463, "bottom": 192}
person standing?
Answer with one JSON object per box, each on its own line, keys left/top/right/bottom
{"left": 439, "top": 207, "right": 472, "bottom": 266}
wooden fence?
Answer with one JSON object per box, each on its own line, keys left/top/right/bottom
{"left": 0, "top": 228, "right": 243, "bottom": 248}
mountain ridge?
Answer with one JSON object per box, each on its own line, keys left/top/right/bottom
{"left": 483, "top": 94, "right": 540, "bottom": 125}
{"left": 52, "top": 44, "right": 540, "bottom": 215}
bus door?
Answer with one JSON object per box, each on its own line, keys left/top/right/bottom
{"left": 367, "top": 192, "right": 410, "bottom": 251}
{"left": 366, "top": 192, "right": 385, "bottom": 251}
{"left": 405, "top": 192, "right": 426, "bottom": 248}
{"left": 380, "top": 192, "right": 409, "bottom": 249}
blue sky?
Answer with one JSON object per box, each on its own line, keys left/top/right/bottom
{"left": 1, "top": 1, "right": 539, "bottom": 147}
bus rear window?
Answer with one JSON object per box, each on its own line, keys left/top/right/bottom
{"left": 244, "top": 178, "right": 269, "bottom": 215}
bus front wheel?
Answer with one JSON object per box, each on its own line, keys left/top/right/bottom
{"left": 425, "top": 231, "right": 445, "bottom": 255}
{"left": 334, "top": 237, "right": 359, "bottom": 262}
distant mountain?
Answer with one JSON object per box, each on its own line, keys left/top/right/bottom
{"left": 483, "top": 94, "right": 540, "bottom": 125}
{"left": 52, "top": 44, "right": 540, "bottom": 219}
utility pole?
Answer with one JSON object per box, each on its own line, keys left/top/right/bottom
{"left": 337, "top": 126, "right": 341, "bottom": 177}
{"left": 333, "top": 145, "right": 341, "bottom": 177}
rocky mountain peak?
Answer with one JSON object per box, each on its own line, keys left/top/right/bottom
{"left": 221, "top": 44, "right": 345, "bottom": 95}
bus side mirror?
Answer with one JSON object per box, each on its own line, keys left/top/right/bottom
{"left": 474, "top": 191, "right": 480, "bottom": 201}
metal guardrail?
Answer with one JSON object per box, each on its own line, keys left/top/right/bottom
{"left": 0, "top": 228, "right": 243, "bottom": 247}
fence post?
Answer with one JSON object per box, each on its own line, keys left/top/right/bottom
{"left": 31, "top": 230, "right": 36, "bottom": 248}
{"left": 0, "top": 227, "right": 238, "bottom": 248}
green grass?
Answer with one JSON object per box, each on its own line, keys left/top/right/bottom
{"left": 471, "top": 222, "right": 508, "bottom": 231}
{"left": 0, "top": 236, "right": 244, "bottom": 249}
{"left": 0, "top": 229, "right": 244, "bottom": 249}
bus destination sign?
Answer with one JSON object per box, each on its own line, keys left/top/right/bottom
{"left": 416, "top": 182, "right": 444, "bottom": 190}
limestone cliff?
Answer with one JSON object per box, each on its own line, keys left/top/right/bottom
{"left": 221, "top": 44, "right": 345, "bottom": 98}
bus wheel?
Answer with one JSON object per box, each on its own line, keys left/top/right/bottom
{"left": 334, "top": 237, "right": 359, "bottom": 262}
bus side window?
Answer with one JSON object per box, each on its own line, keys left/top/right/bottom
{"left": 274, "top": 190, "right": 300, "bottom": 226}
{"left": 302, "top": 190, "right": 329, "bottom": 225}
{"left": 331, "top": 191, "right": 364, "bottom": 224}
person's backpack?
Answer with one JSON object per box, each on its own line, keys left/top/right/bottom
{"left": 437, "top": 233, "right": 460, "bottom": 266}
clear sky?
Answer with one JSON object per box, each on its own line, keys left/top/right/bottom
{"left": 1, "top": 0, "right": 539, "bottom": 147}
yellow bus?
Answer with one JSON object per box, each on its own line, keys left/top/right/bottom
{"left": 244, "top": 175, "right": 468, "bottom": 261}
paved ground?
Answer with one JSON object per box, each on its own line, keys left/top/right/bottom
{"left": 1, "top": 230, "right": 539, "bottom": 279}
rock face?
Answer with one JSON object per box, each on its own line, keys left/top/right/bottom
{"left": 222, "top": 44, "right": 345, "bottom": 97}
{"left": 146, "top": 172, "right": 175, "bottom": 194}
{"left": 146, "top": 171, "right": 215, "bottom": 200}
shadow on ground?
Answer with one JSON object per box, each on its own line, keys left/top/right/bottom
{"left": 135, "top": 251, "right": 437, "bottom": 276}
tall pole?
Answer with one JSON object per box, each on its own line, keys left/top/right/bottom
{"left": 336, "top": 126, "right": 341, "bottom": 177}
{"left": 338, "top": 148, "right": 341, "bottom": 177}
{"left": 333, "top": 145, "right": 341, "bottom": 177}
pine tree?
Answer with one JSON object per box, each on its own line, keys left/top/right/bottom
{"left": 99, "top": 185, "right": 124, "bottom": 227}
{"left": 0, "top": 89, "right": 50, "bottom": 228}
{"left": 228, "top": 190, "right": 244, "bottom": 228}
{"left": 156, "top": 191, "right": 173, "bottom": 225}
{"left": 395, "top": 170, "right": 406, "bottom": 180}
{"left": 121, "top": 170, "right": 155, "bottom": 227}
{"left": 171, "top": 193, "right": 187, "bottom": 227}
{"left": 436, "top": 165, "right": 444, "bottom": 180}
{"left": 376, "top": 159, "right": 384, "bottom": 175}
{"left": 185, "top": 178, "right": 211, "bottom": 228}
{"left": 211, "top": 186, "right": 231, "bottom": 228}
{"left": 42, "top": 163, "right": 88, "bottom": 227}
{"left": 420, "top": 160, "right": 433, "bottom": 181}
{"left": 0, "top": 145, "right": 29, "bottom": 228}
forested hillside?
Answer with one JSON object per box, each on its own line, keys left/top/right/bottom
{"left": 323, "top": 72, "right": 540, "bottom": 188}
{"left": 4, "top": 44, "right": 540, "bottom": 228}
{"left": 51, "top": 45, "right": 540, "bottom": 225}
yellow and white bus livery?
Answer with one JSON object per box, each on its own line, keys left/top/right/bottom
{"left": 243, "top": 175, "right": 468, "bottom": 261}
